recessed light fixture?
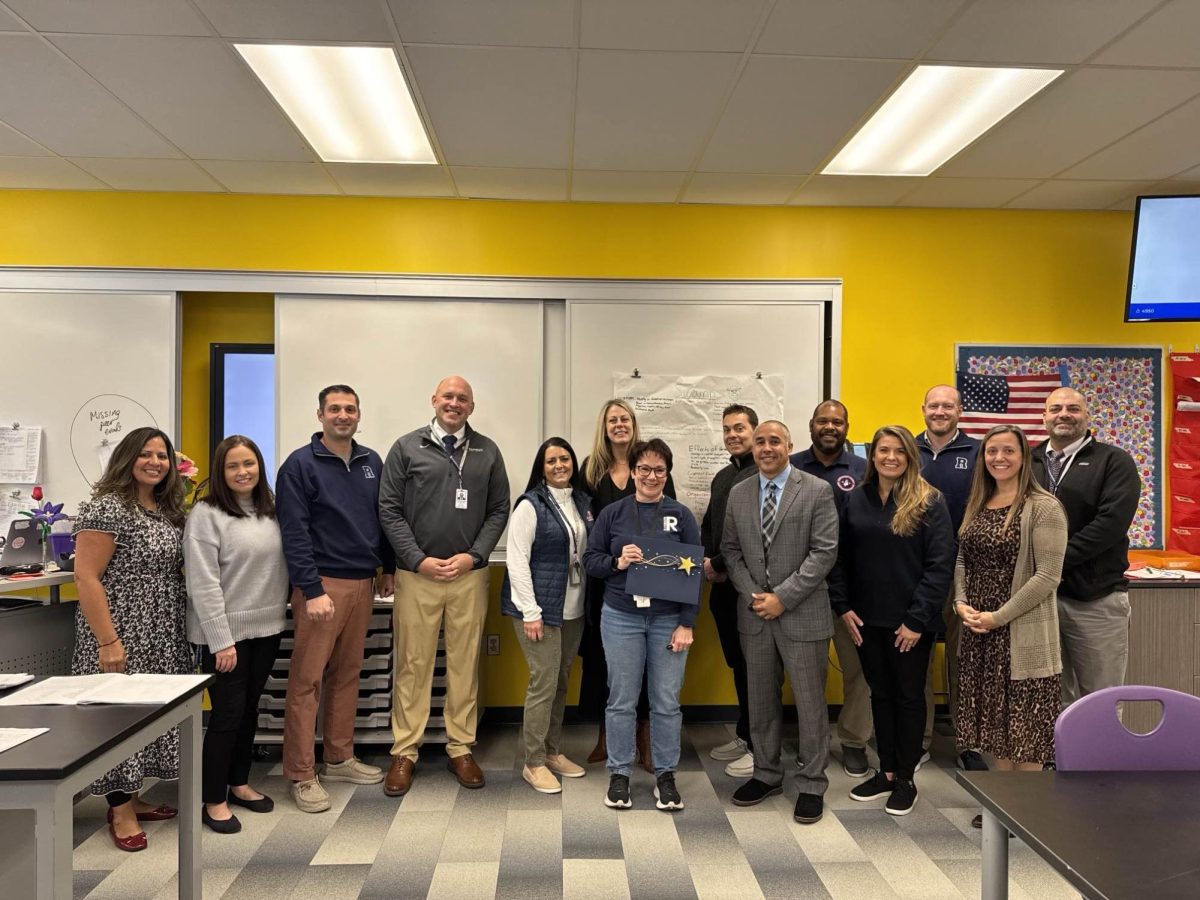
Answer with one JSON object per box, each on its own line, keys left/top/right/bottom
{"left": 823, "top": 65, "right": 1063, "bottom": 177}
{"left": 235, "top": 44, "right": 436, "bottom": 164}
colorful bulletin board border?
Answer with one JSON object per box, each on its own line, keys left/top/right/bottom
{"left": 956, "top": 344, "right": 1162, "bottom": 549}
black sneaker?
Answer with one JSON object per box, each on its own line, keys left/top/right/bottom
{"left": 793, "top": 793, "right": 823, "bottom": 824}
{"left": 604, "top": 773, "right": 632, "bottom": 809}
{"left": 850, "top": 770, "right": 894, "bottom": 802}
{"left": 957, "top": 750, "right": 988, "bottom": 771}
{"left": 885, "top": 778, "right": 917, "bottom": 816}
{"left": 972, "top": 813, "right": 1014, "bottom": 836}
{"left": 731, "top": 778, "right": 783, "bottom": 807}
{"left": 841, "top": 745, "right": 869, "bottom": 777}
{"left": 654, "top": 771, "right": 684, "bottom": 811}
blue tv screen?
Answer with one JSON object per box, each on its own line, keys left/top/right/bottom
{"left": 1126, "top": 194, "right": 1200, "bottom": 322}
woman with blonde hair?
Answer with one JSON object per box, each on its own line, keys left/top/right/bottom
{"left": 953, "top": 424, "right": 1067, "bottom": 826}
{"left": 831, "top": 425, "right": 954, "bottom": 816}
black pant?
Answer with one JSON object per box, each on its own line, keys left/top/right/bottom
{"left": 200, "top": 633, "right": 282, "bottom": 804}
{"left": 857, "top": 625, "right": 933, "bottom": 781}
{"left": 578, "top": 577, "right": 649, "bottom": 722}
{"left": 709, "top": 579, "right": 751, "bottom": 747}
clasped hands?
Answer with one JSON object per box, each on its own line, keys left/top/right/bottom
{"left": 418, "top": 553, "right": 476, "bottom": 582}
{"left": 957, "top": 601, "right": 997, "bottom": 634}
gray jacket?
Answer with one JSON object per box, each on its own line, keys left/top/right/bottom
{"left": 378, "top": 423, "right": 510, "bottom": 571}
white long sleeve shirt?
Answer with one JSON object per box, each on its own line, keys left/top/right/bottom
{"left": 506, "top": 485, "right": 586, "bottom": 622}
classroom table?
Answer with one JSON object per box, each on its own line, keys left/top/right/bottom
{"left": 0, "top": 675, "right": 212, "bottom": 900}
{"left": 956, "top": 770, "right": 1200, "bottom": 900}
{"left": 0, "top": 569, "right": 73, "bottom": 604}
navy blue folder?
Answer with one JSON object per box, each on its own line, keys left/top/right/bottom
{"left": 624, "top": 536, "right": 704, "bottom": 606}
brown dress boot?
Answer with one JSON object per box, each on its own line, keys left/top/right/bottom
{"left": 587, "top": 724, "right": 607, "bottom": 764}
{"left": 636, "top": 719, "right": 654, "bottom": 774}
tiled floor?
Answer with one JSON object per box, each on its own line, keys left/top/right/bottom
{"left": 71, "top": 724, "right": 1076, "bottom": 899}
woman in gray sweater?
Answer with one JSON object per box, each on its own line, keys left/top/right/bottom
{"left": 184, "top": 436, "right": 289, "bottom": 834}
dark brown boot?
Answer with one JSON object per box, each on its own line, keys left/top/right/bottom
{"left": 636, "top": 719, "right": 654, "bottom": 774}
{"left": 587, "top": 724, "right": 607, "bottom": 764}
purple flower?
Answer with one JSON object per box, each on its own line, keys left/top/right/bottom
{"left": 28, "top": 501, "right": 67, "bottom": 531}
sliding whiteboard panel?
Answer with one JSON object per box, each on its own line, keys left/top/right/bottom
{"left": 567, "top": 300, "right": 826, "bottom": 454}
{"left": 276, "top": 295, "right": 544, "bottom": 546}
{"left": 0, "top": 290, "right": 178, "bottom": 518}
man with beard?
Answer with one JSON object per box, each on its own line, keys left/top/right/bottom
{"left": 789, "top": 400, "right": 870, "bottom": 777}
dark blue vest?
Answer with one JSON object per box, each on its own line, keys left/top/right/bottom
{"left": 501, "top": 485, "right": 591, "bottom": 627}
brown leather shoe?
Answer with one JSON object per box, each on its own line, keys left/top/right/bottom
{"left": 384, "top": 757, "right": 415, "bottom": 797}
{"left": 636, "top": 720, "right": 654, "bottom": 775}
{"left": 587, "top": 725, "right": 607, "bottom": 764}
{"left": 447, "top": 753, "right": 486, "bottom": 789}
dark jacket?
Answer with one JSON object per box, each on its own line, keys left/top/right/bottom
{"left": 700, "top": 450, "right": 756, "bottom": 573}
{"left": 500, "top": 484, "right": 592, "bottom": 627}
{"left": 276, "top": 433, "right": 395, "bottom": 600}
{"left": 790, "top": 445, "right": 867, "bottom": 516}
{"left": 916, "top": 430, "right": 979, "bottom": 534}
{"left": 829, "top": 484, "right": 955, "bottom": 633}
{"left": 1030, "top": 434, "right": 1140, "bottom": 601}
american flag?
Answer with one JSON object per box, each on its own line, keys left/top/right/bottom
{"left": 956, "top": 371, "right": 1065, "bottom": 441}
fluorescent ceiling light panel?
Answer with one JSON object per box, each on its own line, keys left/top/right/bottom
{"left": 823, "top": 65, "right": 1062, "bottom": 177}
{"left": 235, "top": 44, "right": 436, "bottom": 164}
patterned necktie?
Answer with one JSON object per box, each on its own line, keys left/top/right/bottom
{"left": 761, "top": 481, "right": 779, "bottom": 550}
{"left": 1045, "top": 449, "right": 1064, "bottom": 487}
{"left": 442, "top": 434, "right": 458, "bottom": 458}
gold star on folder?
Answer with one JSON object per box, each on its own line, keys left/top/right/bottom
{"left": 677, "top": 556, "right": 696, "bottom": 576}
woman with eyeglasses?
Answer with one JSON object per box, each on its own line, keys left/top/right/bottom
{"left": 578, "top": 399, "right": 676, "bottom": 771}
{"left": 583, "top": 438, "right": 699, "bottom": 813}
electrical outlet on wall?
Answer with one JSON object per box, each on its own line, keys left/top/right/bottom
{"left": 486, "top": 634, "right": 500, "bottom": 656}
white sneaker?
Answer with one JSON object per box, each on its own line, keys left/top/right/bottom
{"left": 322, "top": 757, "right": 384, "bottom": 785}
{"left": 723, "top": 751, "right": 754, "bottom": 778}
{"left": 710, "top": 737, "right": 748, "bottom": 761}
{"left": 915, "top": 750, "right": 931, "bottom": 772}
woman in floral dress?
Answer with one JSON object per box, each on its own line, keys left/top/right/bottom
{"left": 73, "top": 426, "right": 192, "bottom": 852}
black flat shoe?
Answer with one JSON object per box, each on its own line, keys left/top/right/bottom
{"left": 202, "top": 807, "right": 242, "bottom": 834}
{"left": 228, "top": 792, "right": 274, "bottom": 813}
{"left": 972, "top": 813, "right": 1014, "bottom": 837}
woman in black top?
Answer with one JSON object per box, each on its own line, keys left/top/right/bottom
{"left": 830, "top": 425, "right": 954, "bottom": 817}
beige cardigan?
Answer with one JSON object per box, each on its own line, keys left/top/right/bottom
{"left": 954, "top": 491, "right": 1068, "bottom": 681}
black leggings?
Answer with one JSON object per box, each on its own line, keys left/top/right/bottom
{"left": 857, "top": 626, "right": 933, "bottom": 781}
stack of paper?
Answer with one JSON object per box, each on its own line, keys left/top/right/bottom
{"left": 0, "top": 727, "right": 49, "bottom": 754}
{"left": 0, "top": 673, "right": 35, "bottom": 689}
{"left": 0, "top": 673, "right": 208, "bottom": 706}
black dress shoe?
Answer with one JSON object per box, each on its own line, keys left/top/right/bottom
{"left": 793, "top": 793, "right": 823, "bottom": 824}
{"left": 202, "top": 807, "right": 242, "bottom": 834}
{"left": 228, "top": 792, "right": 274, "bottom": 813}
{"left": 731, "top": 778, "right": 783, "bottom": 807}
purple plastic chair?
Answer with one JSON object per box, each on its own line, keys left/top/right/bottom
{"left": 1055, "top": 685, "right": 1200, "bottom": 771}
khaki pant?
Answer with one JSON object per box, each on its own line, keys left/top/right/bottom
{"left": 282, "top": 576, "right": 374, "bottom": 781}
{"left": 1059, "top": 590, "right": 1130, "bottom": 705}
{"left": 390, "top": 568, "right": 489, "bottom": 759}
{"left": 832, "top": 613, "right": 872, "bottom": 748}
{"left": 512, "top": 616, "right": 584, "bottom": 766}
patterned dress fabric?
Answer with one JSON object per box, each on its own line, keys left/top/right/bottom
{"left": 956, "top": 505, "right": 1060, "bottom": 764}
{"left": 72, "top": 493, "right": 192, "bottom": 796}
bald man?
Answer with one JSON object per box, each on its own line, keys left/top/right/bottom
{"left": 379, "top": 376, "right": 510, "bottom": 795}
{"left": 1031, "top": 387, "right": 1140, "bottom": 705}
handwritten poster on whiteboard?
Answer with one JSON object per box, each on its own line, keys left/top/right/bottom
{"left": 614, "top": 373, "right": 785, "bottom": 520}
{"left": 0, "top": 426, "right": 42, "bottom": 483}
{"left": 70, "top": 395, "right": 159, "bottom": 485}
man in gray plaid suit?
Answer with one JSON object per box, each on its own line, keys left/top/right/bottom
{"left": 721, "top": 420, "right": 839, "bottom": 824}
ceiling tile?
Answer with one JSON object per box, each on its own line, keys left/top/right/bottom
{"left": 388, "top": 0, "right": 575, "bottom": 48}
{"left": 327, "top": 163, "right": 455, "bottom": 197}
{"left": 0, "top": 121, "right": 51, "bottom": 156}
{"left": 682, "top": 172, "right": 803, "bottom": 205}
{"left": 0, "top": 156, "right": 106, "bottom": 189}
{"left": 1060, "top": 95, "right": 1200, "bottom": 180}
{"left": 69, "top": 157, "right": 224, "bottom": 191}
{"left": 927, "top": 0, "right": 1160, "bottom": 64}
{"left": 790, "top": 175, "right": 922, "bottom": 207}
{"left": 581, "top": 0, "right": 765, "bottom": 52}
{"left": 700, "top": 56, "right": 905, "bottom": 174}
{"left": 0, "top": 7, "right": 25, "bottom": 30}
{"left": 1169, "top": 163, "right": 1200, "bottom": 183}
{"left": 1, "top": 0, "right": 210, "bottom": 36}
{"left": 571, "top": 170, "right": 686, "bottom": 202}
{"left": 197, "top": 160, "right": 340, "bottom": 194}
{"left": 192, "top": 0, "right": 391, "bottom": 42}
{"left": 574, "top": 50, "right": 741, "bottom": 171}
{"left": 450, "top": 167, "right": 566, "bottom": 201}
{"left": 895, "top": 177, "right": 1040, "bottom": 208}
{"left": 756, "top": 0, "right": 964, "bottom": 58}
{"left": 1005, "top": 179, "right": 1154, "bottom": 210}
{"left": 405, "top": 46, "right": 573, "bottom": 168}
{"left": 51, "top": 34, "right": 314, "bottom": 161}
{"left": 940, "top": 68, "right": 1200, "bottom": 179}
{"left": 0, "top": 35, "right": 180, "bottom": 157}
{"left": 1094, "top": 0, "right": 1200, "bottom": 67}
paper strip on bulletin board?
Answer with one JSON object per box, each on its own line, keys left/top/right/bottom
{"left": 0, "top": 425, "right": 42, "bottom": 483}
{"left": 613, "top": 373, "right": 784, "bottom": 520}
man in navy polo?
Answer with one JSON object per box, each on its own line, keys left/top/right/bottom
{"left": 915, "top": 384, "right": 982, "bottom": 771}
{"left": 789, "top": 400, "right": 870, "bottom": 777}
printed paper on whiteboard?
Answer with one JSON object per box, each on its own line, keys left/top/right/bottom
{"left": 0, "top": 425, "right": 42, "bottom": 483}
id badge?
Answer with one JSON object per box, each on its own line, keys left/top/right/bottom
{"left": 455, "top": 488, "right": 469, "bottom": 509}
{"left": 569, "top": 559, "right": 582, "bottom": 586}
{"left": 634, "top": 595, "right": 652, "bottom": 608}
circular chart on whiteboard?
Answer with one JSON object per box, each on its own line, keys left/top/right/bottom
{"left": 70, "top": 395, "right": 159, "bottom": 485}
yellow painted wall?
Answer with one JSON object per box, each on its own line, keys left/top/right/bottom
{"left": 4, "top": 190, "right": 1193, "bottom": 706}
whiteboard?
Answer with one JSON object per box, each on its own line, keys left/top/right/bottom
{"left": 0, "top": 291, "right": 178, "bottom": 518}
{"left": 567, "top": 300, "right": 827, "bottom": 455}
{"left": 275, "top": 295, "right": 545, "bottom": 548}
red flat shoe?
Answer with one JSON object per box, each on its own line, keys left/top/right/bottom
{"left": 108, "top": 804, "right": 178, "bottom": 823}
{"left": 108, "top": 823, "right": 147, "bottom": 852}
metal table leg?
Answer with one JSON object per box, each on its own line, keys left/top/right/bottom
{"left": 981, "top": 808, "right": 1009, "bottom": 900}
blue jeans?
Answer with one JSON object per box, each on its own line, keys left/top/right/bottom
{"left": 600, "top": 604, "right": 689, "bottom": 776}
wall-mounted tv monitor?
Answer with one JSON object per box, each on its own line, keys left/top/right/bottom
{"left": 1126, "top": 194, "right": 1200, "bottom": 322}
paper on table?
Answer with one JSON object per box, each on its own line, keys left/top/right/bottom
{"left": 0, "top": 673, "right": 209, "bottom": 706}
{"left": 0, "top": 425, "right": 42, "bottom": 483}
{"left": 0, "top": 673, "right": 35, "bottom": 689}
{"left": 0, "top": 727, "right": 49, "bottom": 754}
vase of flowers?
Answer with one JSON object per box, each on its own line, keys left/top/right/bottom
{"left": 177, "top": 452, "right": 199, "bottom": 506}
{"left": 21, "top": 485, "right": 68, "bottom": 570}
